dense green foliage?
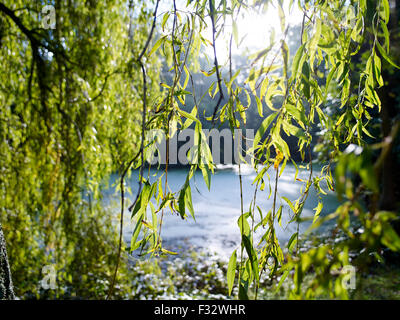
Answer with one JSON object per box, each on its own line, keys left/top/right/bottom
{"left": 0, "top": 0, "right": 400, "bottom": 300}
{"left": 0, "top": 0, "right": 160, "bottom": 298}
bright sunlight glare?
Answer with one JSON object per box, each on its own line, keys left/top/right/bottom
{"left": 157, "top": 1, "right": 304, "bottom": 64}
{"left": 209, "top": 1, "right": 304, "bottom": 62}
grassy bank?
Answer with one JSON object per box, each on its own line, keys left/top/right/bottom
{"left": 125, "top": 231, "right": 400, "bottom": 300}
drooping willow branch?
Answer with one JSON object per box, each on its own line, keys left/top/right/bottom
{"left": 157, "top": 0, "right": 197, "bottom": 245}
{"left": 106, "top": 151, "right": 140, "bottom": 300}
{"left": 209, "top": 0, "right": 224, "bottom": 123}
{"left": 129, "top": 0, "right": 161, "bottom": 212}
{"left": 237, "top": 131, "right": 245, "bottom": 293}
{"left": 107, "top": 0, "right": 160, "bottom": 300}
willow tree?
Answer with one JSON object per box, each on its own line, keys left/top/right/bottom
{"left": 0, "top": 0, "right": 160, "bottom": 298}
{"left": 119, "top": 0, "right": 400, "bottom": 300}
{"left": 1, "top": 0, "right": 400, "bottom": 300}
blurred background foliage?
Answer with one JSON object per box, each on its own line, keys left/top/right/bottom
{"left": 0, "top": 0, "right": 161, "bottom": 298}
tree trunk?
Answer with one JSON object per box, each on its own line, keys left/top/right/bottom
{"left": 0, "top": 222, "right": 14, "bottom": 300}
{"left": 378, "top": 87, "right": 397, "bottom": 211}
{"left": 377, "top": 0, "right": 400, "bottom": 211}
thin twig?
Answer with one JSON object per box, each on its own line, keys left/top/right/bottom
{"left": 138, "top": 0, "right": 161, "bottom": 62}
{"left": 209, "top": 0, "right": 224, "bottom": 124}
{"left": 128, "top": 0, "right": 161, "bottom": 212}
{"left": 106, "top": 152, "right": 140, "bottom": 300}
{"left": 108, "top": 0, "right": 160, "bottom": 299}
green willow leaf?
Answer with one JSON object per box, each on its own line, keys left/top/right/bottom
{"left": 148, "top": 36, "right": 166, "bottom": 57}
{"left": 200, "top": 165, "right": 211, "bottom": 190}
{"left": 238, "top": 213, "right": 251, "bottom": 237}
{"left": 313, "top": 202, "right": 323, "bottom": 224}
{"left": 255, "top": 95, "right": 263, "bottom": 117}
{"left": 253, "top": 112, "right": 278, "bottom": 149}
{"left": 376, "top": 42, "right": 400, "bottom": 69}
{"left": 232, "top": 20, "right": 239, "bottom": 46}
{"left": 242, "top": 235, "right": 259, "bottom": 283}
{"left": 291, "top": 44, "right": 305, "bottom": 78}
{"left": 185, "top": 183, "right": 195, "bottom": 221}
{"left": 282, "top": 196, "right": 296, "bottom": 214}
{"left": 287, "top": 232, "right": 298, "bottom": 254}
{"left": 227, "top": 250, "right": 237, "bottom": 295}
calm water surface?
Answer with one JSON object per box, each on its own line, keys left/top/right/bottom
{"left": 103, "top": 164, "right": 339, "bottom": 259}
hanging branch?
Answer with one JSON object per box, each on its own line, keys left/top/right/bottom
{"left": 0, "top": 3, "right": 45, "bottom": 49}
{"left": 209, "top": 0, "right": 224, "bottom": 124}
{"left": 128, "top": 0, "right": 161, "bottom": 212}
{"left": 106, "top": 152, "right": 140, "bottom": 300}
{"left": 137, "top": 1, "right": 161, "bottom": 62}
{"left": 0, "top": 3, "right": 76, "bottom": 65}
{"left": 0, "top": 1, "right": 78, "bottom": 131}
{"left": 107, "top": 0, "right": 160, "bottom": 300}
{"left": 157, "top": 0, "right": 197, "bottom": 245}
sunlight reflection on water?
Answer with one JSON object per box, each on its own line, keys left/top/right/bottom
{"left": 103, "top": 164, "right": 339, "bottom": 260}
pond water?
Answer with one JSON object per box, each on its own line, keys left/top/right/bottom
{"left": 103, "top": 164, "right": 340, "bottom": 260}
